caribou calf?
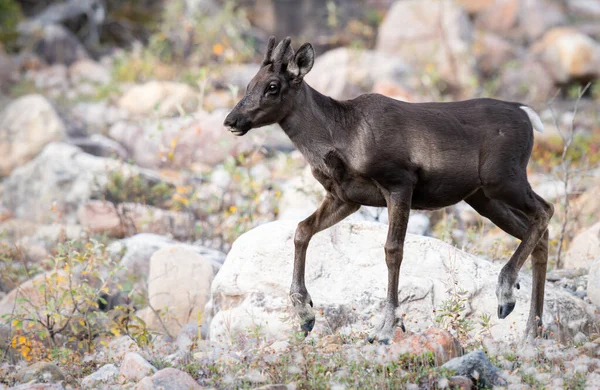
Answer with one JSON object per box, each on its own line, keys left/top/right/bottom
{"left": 224, "top": 37, "right": 553, "bottom": 343}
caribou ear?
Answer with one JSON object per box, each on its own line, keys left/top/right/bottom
{"left": 288, "top": 43, "right": 314, "bottom": 81}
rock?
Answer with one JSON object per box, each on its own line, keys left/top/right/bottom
{"left": 304, "top": 47, "right": 413, "bottom": 100}
{"left": 176, "top": 323, "right": 200, "bottom": 353}
{"left": 518, "top": 0, "right": 568, "bottom": 41}
{"left": 107, "top": 233, "right": 224, "bottom": 283}
{"left": 0, "top": 94, "right": 66, "bottom": 176}
{"left": 32, "top": 24, "right": 89, "bottom": 65}
{"left": 565, "top": 222, "right": 600, "bottom": 270}
{"left": 107, "top": 336, "right": 140, "bottom": 361}
{"left": 531, "top": 28, "right": 600, "bottom": 84}
{"left": 69, "top": 59, "right": 111, "bottom": 85}
{"left": 277, "top": 166, "right": 323, "bottom": 221}
{"left": 119, "top": 352, "right": 157, "bottom": 383}
{"left": 2, "top": 143, "right": 162, "bottom": 224}
{"left": 446, "top": 376, "right": 473, "bottom": 390}
{"left": 442, "top": 350, "right": 507, "bottom": 388}
{"left": 15, "top": 362, "right": 65, "bottom": 384}
{"left": 0, "top": 271, "right": 68, "bottom": 317}
{"left": 208, "top": 221, "right": 593, "bottom": 344}
{"left": 77, "top": 200, "right": 195, "bottom": 240}
{"left": 498, "top": 59, "right": 556, "bottom": 103}
{"left": 571, "top": 183, "right": 600, "bottom": 236}
{"left": 0, "top": 48, "right": 17, "bottom": 89}
{"left": 473, "top": 31, "right": 516, "bottom": 76}
{"left": 24, "top": 65, "right": 69, "bottom": 92}
{"left": 11, "top": 384, "right": 65, "bottom": 390}
{"left": 587, "top": 260, "right": 600, "bottom": 306}
{"left": 456, "top": 0, "right": 496, "bottom": 15}
{"left": 376, "top": 0, "right": 475, "bottom": 89}
{"left": 134, "top": 368, "right": 201, "bottom": 390}
{"left": 71, "top": 102, "right": 129, "bottom": 133}
{"left": 118, "top": 81, "right": 199, "bottom": 117}
{"left": 474, "top": 0, "right": 519, "bottom": 34}
{"left": 568, "top": 0, "right": 600, "bottom": 19}
{"left": 81, "top": 364, "right": 119, "bottom": 389}
{"left": 69, "top": 134, "right": 129, "bottom": 159}
{"left": 143, "top": 246, "right": 216, "bottom": 336}
{"left": 391, "top": 327, "right": 462, "bottom": 365}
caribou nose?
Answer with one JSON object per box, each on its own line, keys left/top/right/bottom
{"left": 223, "top": 114, "right": 237, "bottom": 129}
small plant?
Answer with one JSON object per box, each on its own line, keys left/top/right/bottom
{"left": 1, "top": 240, "right": 131, "bottom": 363}
{"left": 434, "top": 252, "right": 473, "bottom": 344}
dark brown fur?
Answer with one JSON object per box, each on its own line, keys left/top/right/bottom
{"left": 224, "top": 37, "right": 553, "bottom": 343}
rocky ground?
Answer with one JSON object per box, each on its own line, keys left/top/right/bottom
{"left": 1, "top": 0, "right": 600, "bottom": 388}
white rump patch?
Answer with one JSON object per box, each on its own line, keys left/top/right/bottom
{"left": 520, "top": 106, "right": 545, "bottom": 133}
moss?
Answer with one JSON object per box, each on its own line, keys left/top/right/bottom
{"left": 0, "top": 0, "right": 23, "bottom": 51}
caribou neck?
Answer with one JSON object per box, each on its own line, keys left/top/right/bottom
{"left": 278, "top": 82, "right": 352, "bottom": 168}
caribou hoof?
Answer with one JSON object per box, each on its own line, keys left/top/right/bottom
{"left": 367, "top": 311, "right": 404, "bottom": 344}
{"left": 497, "top": 302, "right": 516, "bottom": 319}
{"left": 300, "top": 317, "right": 316, "bottom": 336}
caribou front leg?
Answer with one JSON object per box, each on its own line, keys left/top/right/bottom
{"left": 368, "top": 187, "right": 412, "bottom": 344}
{"left": 291, "top": 195, "right": 359, "bottom": 335}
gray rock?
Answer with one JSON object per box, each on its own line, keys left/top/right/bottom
{"left": 81, "top": 364, "right": 119, "bottom": 389}
{"left": 69, "top": 134, "right": 129, "bottom": 159}
{"left": 107, "top": 233, "right": 225, "bottom": 282}
{"left": 15, "top": 362, "right": 65, "bottom": 384}
{"left": 442, "top": 350, "right": 506, "bottom": 388}
{"left": 32, "top": 24, "right": 89, "bottom": 65}
{"left": 134, "top": 368, "right": 201, "bottom": 390}
{"left": 2, "top": 142, "right": 162, "bottom": 224}
{"left": 119, "top": 352, "right": 157, "bottom": 383}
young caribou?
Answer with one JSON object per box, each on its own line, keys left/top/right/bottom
{"left": 224, "top": 37, "right": 553, "bottom": 343}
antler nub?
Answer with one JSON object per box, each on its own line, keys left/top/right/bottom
{"left": 261, "top": 36, "right": 276, "bottom": 67}
{"left": 273, "top": 36, "right": 292, "bottom": 71}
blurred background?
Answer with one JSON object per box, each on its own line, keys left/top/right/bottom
{"left": 0, "top": 0, "right": 600, "bottom": 379}
{"left": 1, "top": 0, "right": 599, "bottom": 287}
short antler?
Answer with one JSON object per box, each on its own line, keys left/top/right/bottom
{"left": 261, "top": 36, "right": 276, "bottom": 67}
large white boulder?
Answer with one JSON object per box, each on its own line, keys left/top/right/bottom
{"left": 0, "top": 94, "right": 66, "bottom": 176}
{"left": 208, "top": 221, "right": 593, "bottom": 344}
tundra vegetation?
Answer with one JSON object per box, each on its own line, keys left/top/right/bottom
{"left": 0, "top": 0, "right": 600, "bottom": 389}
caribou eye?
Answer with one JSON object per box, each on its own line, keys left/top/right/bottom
{"left": 266, "top": 83, "right": 279, "bottom": 95}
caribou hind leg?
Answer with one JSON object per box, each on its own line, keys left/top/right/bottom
{"left": 465, "top": 188, "right": 553, "bottom": 339}
{"left": 291, "top": 195, "right": 359, "bottom": 334}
